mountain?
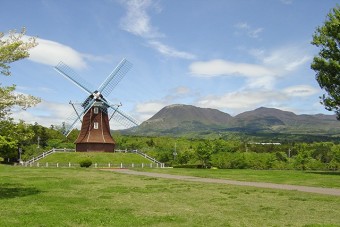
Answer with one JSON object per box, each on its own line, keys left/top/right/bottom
{"left": 233, "top": 107, "right": 339, "bottom": 134}
{"left": 139, "top": 104, "right": 232, "bottom": 133}
{"left": 132, "top": 104, "right": 340, "bottom": 141}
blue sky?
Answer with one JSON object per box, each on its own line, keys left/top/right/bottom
{"left": 1, "top": 0, "right": 339, "bottom": 128}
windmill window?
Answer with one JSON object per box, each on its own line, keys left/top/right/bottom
{"left": 94, "top": 122, "right": 99, "bottom": 129}
{"left": 94, "top": 107, "right": 99, "bottom": 114}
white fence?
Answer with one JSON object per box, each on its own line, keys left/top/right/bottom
{"left": 115, "top": 149, "right": 163, "bottom": 166}
{"left": 24, "top": 148, "right": 75, "bottom": 166}
{"left": 24, "top": 162, "right": 165, "bottom": 168}
{"left": 23, "top": 148, "right": 165, "bottom": 168}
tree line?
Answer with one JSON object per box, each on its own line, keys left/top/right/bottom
{"left": 0, "top": 122, "right": 340, "bottom": 171}
{"left": 114, "top": 134, "right": 340, "bottom": 170}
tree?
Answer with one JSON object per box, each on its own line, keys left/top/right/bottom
{"left": 0, "top": 28, "right": 40, "bottom": 119}
{"left": 196, "top": 141, "right": 213, "bottom": 168}
{"left": 311, "top": 5, "right": 340, "bottom": 119}
{"left": 0, "top": 27, "right": 37, "bottom": 76}
{"left": 0, "top": 119, "right": 34, "bottom": 159}
{"left": 0, "top": 85, "right": 40, "bottom": 120}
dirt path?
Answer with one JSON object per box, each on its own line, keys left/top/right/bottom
{"left": 102, "top": 169, "right": 340, "bottom": 196}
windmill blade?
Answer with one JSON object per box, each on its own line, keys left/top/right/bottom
{"left": 99, "top": 98, "right": 139, "bottom": 128}
{"left": 98, "top": 58, "right": 133, "bottom": 97}
{"left": 63, "top": 99, "right": 96, "bottom": 136}
{"left": 109, "top": 106, "right": 139, "bottom": 129}
{"left": 54, "top": 62, "right": 93, "bottom": 95}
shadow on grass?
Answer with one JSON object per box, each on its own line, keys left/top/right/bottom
{"left": 0, "top": 183, "right": 41, "bottom": 199}
{"left": 306, "top": 171, "right": 340, "bottom": 176}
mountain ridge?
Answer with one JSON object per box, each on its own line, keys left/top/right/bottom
{"left": 132, "top": 104, "right": 340, "bottom": 141}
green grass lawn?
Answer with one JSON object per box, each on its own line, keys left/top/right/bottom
{"left": 37, "top": 152, "right": 152, "bottom": 165}
{"left": 139, "top": 168, "right": 340, "bottom": 189}
{"left": 1, "top": 164, "right": 340, "bottom": 227}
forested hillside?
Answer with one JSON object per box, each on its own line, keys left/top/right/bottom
{"left": 2, "top": 120, "right": 339, "bottom": 171}
{"left": 134, "top": 104, "right": 340, "bottom": 141}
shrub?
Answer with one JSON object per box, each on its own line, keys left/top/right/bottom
{"left": 79, "top": 159, "right": 92, "bottom": 168}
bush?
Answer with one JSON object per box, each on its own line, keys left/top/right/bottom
{"left": 79, "top": 159, "right": 92, "bottom": 168}
{"left": 173, "top": 164, "right": 207, "bottom": 168}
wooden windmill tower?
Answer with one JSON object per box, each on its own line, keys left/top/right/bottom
{"left": 54, "top": 59, "right": 139, "bottom": 152}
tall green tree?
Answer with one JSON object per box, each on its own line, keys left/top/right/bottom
{"left": 0, "top": 28, "right": 40, "bottom": 119}
{"left": 311, "top": 5, "right": 340, "bottom": 119}
{"left": 0, "top": 28, "right": 39, "bottom": 160}
{"left": 0, "top": 85, "right": 40, "bottom": 120}
{"left": 0, "top": 27, "right": 37, "bottom": 76}
{"left": 0, "top": 120, "right": 34, "bottom": 159}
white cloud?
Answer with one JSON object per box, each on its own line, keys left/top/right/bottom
{"left": 196, "top": 85, "right": 320, "bottom": 115}
{"left": 283, "top": 85, "right": 318, "bottom": 97}
{"left": 11, "top": 100, "right": 72, "bottom": 127}
{"left": 235, "top": 22, "right": 264, "bottom": 39}
{"left": 251, "top": 45, "right": 312, "bottom": 72}
{"left": 189, "top": 59, "right": 274, "bottom": 77}
{"left": 260, "top": 46, "right": 312, "bottom": 71}
{"left": 119, "top": 0, "right": 163, "bottom": 39}
{"left": 281, "top": 0, "right": 293, "bottom": 5}
{"left": 189, "top": 44, "right": 313, "bottom": 89}
{"left": 196, "top": 90, "right": 284, "bottom": 114}
{"left": 135, "top": 101, "right": 167, "bottom": 121}
{"left": 135, "top": 101, "right": 166, "bottom": 114}
{"left": 119, "top": 0, "right": 195, "bottom": 59}
{"left": 174, "top": 86, "right": 190, "bottom": 95}
{"left": 189, "top": 59, "right": 275, "bottom": 89}
{"left": 26, "top": 36, "right": 87, "bottom": 69}
{"left": 148, "top": 40, "right": 196, "bottom": 59}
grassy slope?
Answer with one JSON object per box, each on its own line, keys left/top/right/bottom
{"left": 38, "top": 152, "right": 152, "bottom": 164}
{"left": 140, "top": 168, "right": 340, "bottom": 188}
{"left": 0, "top": 165, "right": 340, "bottom": 227}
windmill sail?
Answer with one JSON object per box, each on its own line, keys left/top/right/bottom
{"left": 63, "top": 99, "right": 96, "bottom": 136}
{"left": 98, "top": 59, "right": 133, "bottom": 97}
{"left": 54, "top": 62, "right": 94, "bottom": 95}
{"left": 108, "top": 104, "right": 139, "bottom": 129}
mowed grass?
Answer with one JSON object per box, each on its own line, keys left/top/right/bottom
{"left": 1, "top": 165, "right": 340, "bottom": 227}
{"left": 139, "top": 168, "right": 340, "bottom": 189}
{"left": 38, "top": 152, "right": 152, "bottom": 164}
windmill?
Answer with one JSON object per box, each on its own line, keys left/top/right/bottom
{"left": 54, "top": 58, "right": 139, "bottom": 152}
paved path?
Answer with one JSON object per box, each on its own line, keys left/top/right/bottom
{"left": 102, "top": 169, "right": 340, "bottom": 196}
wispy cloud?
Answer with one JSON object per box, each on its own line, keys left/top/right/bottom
{"left": 280, "top": 0, "right": 293, "bottom": 5}
{"left": 235, "top": 22, "right": 264, "bottom": 39}
{"left": 189, "top": 59, "right": 274, "bottom": 77}
{"left": 119, "top": 0, "right": 196, "bottom": 59}
{"left": 148, "top": 40, "right": 196, "bottom": 60}
{"left": 119, "top": 0, "right": 163, "bottom": 39}
{"left": 135, "top": 100, "right": 168, "bottom": 120}
{"left": 174, "top": 86, "right": 191, "bottom": 95}
{"left": 195, "top": 84, "right": 318, "bottom": 115}
{"left": 252, "top": 45, "right": 312, "bottom": 72}
{"left": 282, "top": 85, "right": 318, "bottom": 97}
{"left": 133, "top": 86, "right": 193, "bottom": 121}
{"left": 196, "top": 90, "right": 283, "bottom": 113}
{"left": 189, "top": 44, "right": 312, "bottom": 89}
{"left": 189, "top": 59, "right": 276, "bottom": 89}
{"left": 11, "top": 100, "right": 72, "bottom": 127}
